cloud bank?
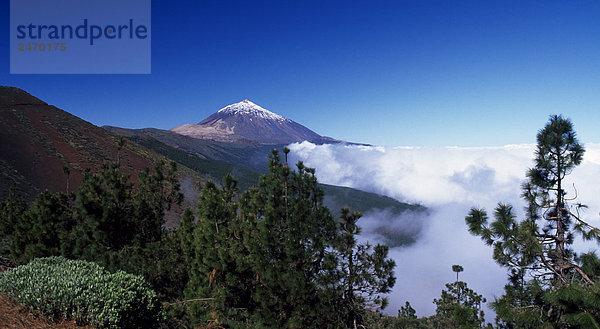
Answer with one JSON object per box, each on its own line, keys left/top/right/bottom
{"left": 287, "top": 142, "right": 600, "bottom": 318}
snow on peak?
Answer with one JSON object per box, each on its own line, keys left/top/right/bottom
{"left": 217, "top": 100, "right": 289, "bottom": 122}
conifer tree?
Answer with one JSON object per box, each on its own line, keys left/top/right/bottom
{"left": 432, "top": 265, "right": 486, "bottom": 329}
{"left": 465, "top": 115, "right": 600, "bottom": 326}
{"left": 133, "top": 161, "right": 183, "bottom": 246}
{"left": 178, "top": 207, "right": 196, "bottom": 272}
{"left": 240, "top": 149, "right": 339, "bottom": 328}
{"left": 0, "top": 185, "right": 27, "bottom": 254}
{"left": 185, "top": 174, "right": 252, "bottom": 328}
{"left": 397, "top": 301, "right": 426, "bottom": 329}
{"left": 398, "top": 301, "right": 417, "bottom": 319}
{"left": 336, "top": 207, "right": 396, "bottom": 329}
{"left": 10, "top": 190, "right": 70, "bottom": 264}
{"left": 67, "top": 164, "right": 135, "bottom": 263}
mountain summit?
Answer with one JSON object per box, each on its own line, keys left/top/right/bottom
{"left": 216, "top": 99, "right": 288, "bottom": 122}
{"left": 170, "top": 100, "right": 325, "bottom": 144}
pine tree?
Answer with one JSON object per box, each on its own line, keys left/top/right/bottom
{"left": 465, "top": 115, "right": 600, "bottom": 326}
{"left": 66, "top": 163, "right": 135, "bottom": 263}
{"left": 240, "top": 149, "right": 339, "bottom": 328}
{"left": 178, "top": 207, "right": 196, "bottom": 272}
{"left": 432, "top": 265, "right": 486, "bottom": 329}
{"left": 398, "top": 301, "right": 417, "bottom": 319}
{"left": 185, "top": 174, "right": 253, "bottom": 328}
{"left": 336, "top": 207, "right": 396, "bottom": 329}
{"left": 0, "top": 185, "right": 27, "bottom": 255}
{"left": 133, "top": 161, "right": 183, "bottom": 246}
{"left": 10, "top": 190, "right": 71, "bottom": 264}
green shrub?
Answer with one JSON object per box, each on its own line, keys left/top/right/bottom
{"left": 0, "top": 256, "right": 165, "bottom": 328}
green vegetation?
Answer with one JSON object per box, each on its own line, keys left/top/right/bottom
{"left": 4, "top": 115, "right": 600, "bottom": 328}
{"left": 5, "top": 160, "right": 182, "bottom": 267}
{"left": 0, "top": 256, "right": 164, "bottom": 329}
{"left": 321, "top": 184, "right": 425, "bottom": 216}
{"left": 128, "top": 135, "right": 261, "bottom": 191}
{"left": 0, "top": 148, "right": 400, "bottom": 329}
{"left": 128, "top": 134, "right": 426, "bottom": 247}
{"left": 361, "top": 266, "right": 491, "bottom": 329}
{"left": 466, "top": 115, "right": 600, "bottom": 328}
{"left": 336, "top": 207, "right": 396, "bottom": 328}
{"left": 179, "top": 149, "right": 396, "bottom": 328}
{"left": 0, "top": 185, "right": 26, "bottom": 256}
{"left": 432, "top": 266, "right": 486, "bottom": 329}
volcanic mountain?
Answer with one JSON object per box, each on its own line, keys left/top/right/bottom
{"left": 170, "top": 99, "right": 334, "bottom": 144}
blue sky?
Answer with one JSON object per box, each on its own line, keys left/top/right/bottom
{"left": 2, "top": 0, "right": 600, "bottom": 146}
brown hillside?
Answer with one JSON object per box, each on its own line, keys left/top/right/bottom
{"left": 0, "top": 87, "right": 201, "bottom": 209}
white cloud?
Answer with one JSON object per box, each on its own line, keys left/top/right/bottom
{"left": 288, "top": 142, "right": 600, "bottom": 318}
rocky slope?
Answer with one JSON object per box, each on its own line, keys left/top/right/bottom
{"left": 0, "top": 86, "right": 201, "bottom": 203}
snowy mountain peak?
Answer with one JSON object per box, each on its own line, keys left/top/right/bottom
{"left": 170, "top": 99, "right": 326, "bottom": 144}
{"left": 217, "top": 100, "right": 289, "bottom": 122}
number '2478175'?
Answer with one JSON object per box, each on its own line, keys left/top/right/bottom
{"left": 17, "top": 43, "right": 66, "bottom": 51}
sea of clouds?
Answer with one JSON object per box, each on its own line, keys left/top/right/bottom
{"left": 287, "top": 142, "right": 600, "bottom": 318}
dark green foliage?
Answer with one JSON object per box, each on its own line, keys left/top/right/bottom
{"left": 184, "top": 174, "right": 254, "bottom": 328}
{"left": 178, "top": 207, "right": 196, "bottom": 273}
{"left": 0, "top": 185, "right": 26, "bottom": 255}
{"left": 237, "top": 151, "right": 336, "bottom": 328}
{"left": 492, "top": 270, "right": 546, "bottom": 328}
{"left": 543, "top": 282, "right": 600, "bottom": 328}
{"left": 59, "top": 160, "right": 182, "bottom": 266}
{"left": 240, "top": 150, "right": 341, "bottom": 328}
{"left": 10, "top": 190, "right": 71, "bottom": 264}
{"left": 0, "top": 256, "right": 164, "bottom": 329}
{"left": 128, "top": 135, "right": 261, "bottom": 191}
{"left": 399, "top": 301, "right": 417, "bottom": 319}
{"left": 465, "top": 115, "right": 600, "bottom": 327}
{"left": 133, "top": 161, "right": 183, "bottom": 246}
{"left": 395, "top": 301, "right": 430, "bottom": 329}
{"left": 579, "top": 252, "right": 600, "bottom": 282}
{"left": 336, "top": 207, "right": 396, "bottom": 329}
{"left": 180, "top": 149, "right": 397, "bottom": 328}
{"left": 432, "top": 267, "right": 486, "bottom": 329}
{"left": 2, "top": 159, "right": 187, "bottom": 310}
{"left": 115, "top": 230, "right": 189, "bottom": 302}
{"left": 363, "top": 308, "right": 472, "bottom": 329}
{"left": 67, "top": 164, "right": 135, "bottom": 262}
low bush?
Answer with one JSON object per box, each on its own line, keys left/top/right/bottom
{"left": 0, "top": 256, "right": 164, "bottom": 328}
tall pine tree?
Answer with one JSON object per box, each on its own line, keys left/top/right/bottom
{"left": 336, "top": 207, "right": 396, "bottom": 329}
{"left": 241, "top": 149, "right": 339, "bottom": 328}
{"left": 466, "top": 115, "right": 600, "bottom": 327}
{"left": 185, "top": 174, "right": 253, "bottom": 328}
{"left": 10, "top": 190, "right": 71, "bottom": 264}
{"left": 432, "top": 266, "right": 487, "bottom": 329}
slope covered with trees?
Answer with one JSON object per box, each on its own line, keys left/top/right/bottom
{"left": 0, "top": 149, "right": 397, "bottom": 328}
{"left": 4, "top": 114, "right": 600, "bottom": 328}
